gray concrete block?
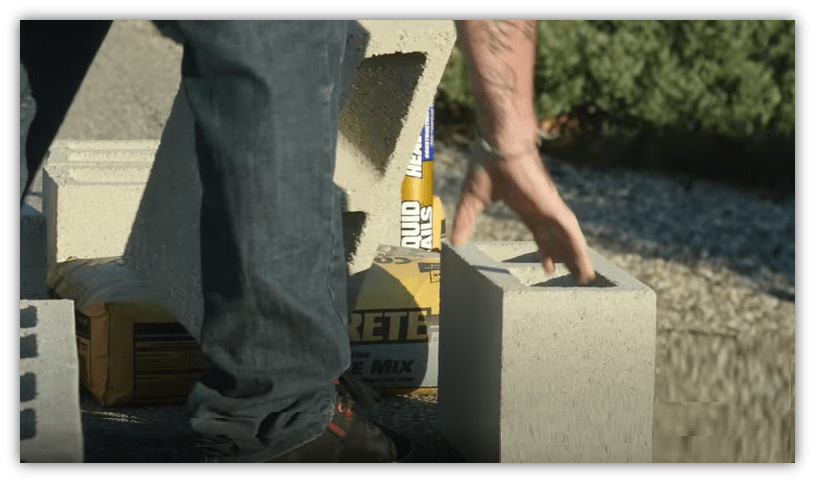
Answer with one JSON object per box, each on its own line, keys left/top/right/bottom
{"left": 20, "top": 299, "right": 83, "bottom": 463}
{"left": 21, "top": 204, "right": 48, "bottom": 299}
{"left": 436, "top": 241, "right": 656, "bottom": 462}
{"left": 42, "top": 141, "right": 157, "bottom": 272}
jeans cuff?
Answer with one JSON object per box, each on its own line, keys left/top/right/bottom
{"left": 197, "top": 398, "right": 335, "bottom": 463}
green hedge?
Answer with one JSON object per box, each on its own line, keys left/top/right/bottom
{"left": 437, "top": 20, "right": 795, "bottom": 139}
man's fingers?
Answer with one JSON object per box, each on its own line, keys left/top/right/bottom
{"left": 540, "top": 254, "right": 555, "bottom": 274}
{"left": 528, "top": 215, "right": 596, "bottom": 284}
{"left": 562, "top": 227, "right": 595, "bottom": 284}
{"left": 573, "top": 250, "right": 596, "bottom": 284}
{"left": 562, "top": 218, "right": 596, "bottom": 283}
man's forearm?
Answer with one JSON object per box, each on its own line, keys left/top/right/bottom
{"left": 454, "top": 20, "right": 539, "bottom": 158}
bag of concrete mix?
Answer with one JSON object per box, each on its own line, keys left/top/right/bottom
{"left": 349, "top": 245, "right": 440, "bottom": 394}
{"left": 47, "top": 257, "right": 205, "bottom": 406}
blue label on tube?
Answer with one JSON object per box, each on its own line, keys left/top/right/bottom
{"left": 421, "top": 105, "right": 434, "bottom": 161}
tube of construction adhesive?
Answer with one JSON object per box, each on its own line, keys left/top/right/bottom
{"left": 401, "top": 105, "right": 436, "bottom": 250}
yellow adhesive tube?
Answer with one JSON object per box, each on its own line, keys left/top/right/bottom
{"left": 401, "top": 105, "right": 435, "bottom": 251}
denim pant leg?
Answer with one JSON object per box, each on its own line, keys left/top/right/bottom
{"left": 19, "top": 21, "right": 112, "bottom": 204}
{"left": 21, "top": 64, "right": 36, "bottom": 203}
{"left": 157, "top": 21, "right": 352, "bottom": 463}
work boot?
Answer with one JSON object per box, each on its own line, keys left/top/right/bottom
{"left": 267, "top": 374, "right": 398, "bottom": 463}
{"left": 195, "top": 371, "right": 409, "bottom": 462}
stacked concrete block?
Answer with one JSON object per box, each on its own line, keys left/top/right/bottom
{"left": 122, "top": 21, "right": 456, "bottom": 339}
{"left": 42, "top": 140, "right": 158, "bottom": 272}
{"left": 20, "top": 299, "right": 83, "bottom": 462}
{"left": 437, "top": 241, "right": 657, "bottom": 463}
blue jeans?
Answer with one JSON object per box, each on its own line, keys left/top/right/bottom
{"left": 21, "top": 20, "right": 353, "bottom": 462}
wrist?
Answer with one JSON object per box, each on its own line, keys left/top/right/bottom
{"left": 474, "top": 117, "right": 540, "bottom": 159}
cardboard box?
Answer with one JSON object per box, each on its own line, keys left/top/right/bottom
{"left": 47, "top": 257, "right": 205, "bottom": 406}
{"left": 349, "top": 245, "right": 440, "bottom": 392}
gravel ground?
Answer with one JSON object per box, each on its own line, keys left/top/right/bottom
{"left": 433, "top": 134, "right": 795, "bottom": 463}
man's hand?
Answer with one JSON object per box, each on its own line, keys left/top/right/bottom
{"left": 450, "top": 144, "right": 595, "bottom": 284}
{"left": 451, "top": 20, "right": 595, "bottom": 283}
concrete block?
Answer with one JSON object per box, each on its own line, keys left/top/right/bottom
{"left": 20, "top": 299, "right": 83, "bottom": 462}
{"left": 122, "top": 21, "right": 456, "bottom": 339}
{"left": 21, "top": 204, "right": 48, "bottom": 299}
{"left": 436, "top": 241, "right": 656, "bottom": 462}
{"left": 42, "top": 140, "right": 157, "bottom": 273}
{"left": 335, "top": 21, "right": 456, "bottom": 276}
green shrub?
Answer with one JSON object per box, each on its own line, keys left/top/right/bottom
{"left": 437, "top": 20, "right": 795, "bottom": 139}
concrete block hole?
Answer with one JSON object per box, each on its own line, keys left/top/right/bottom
{"left": 20, "top": 408, "right": 36, "bottom": 441}
{"left": 20, "top": 306, "right": 37, "bottom": 328}
{"left": 498, "top": 249, "right": 616, "bottom": 288}
{"left": 339, "top": 52, "right": 427, "bottom": 176}
{"left": 20, "top": 373, "right": 36, "bottom": 402}
{"left": 20, "top": 335, "right": 37, "bottom": 359}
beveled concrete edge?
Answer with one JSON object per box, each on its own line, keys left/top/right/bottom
{"left": 47, "top": 139, "right": 161, "bottom": 155}
{"left": 42, "top": 163, "right": 153, "bottom": 183}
